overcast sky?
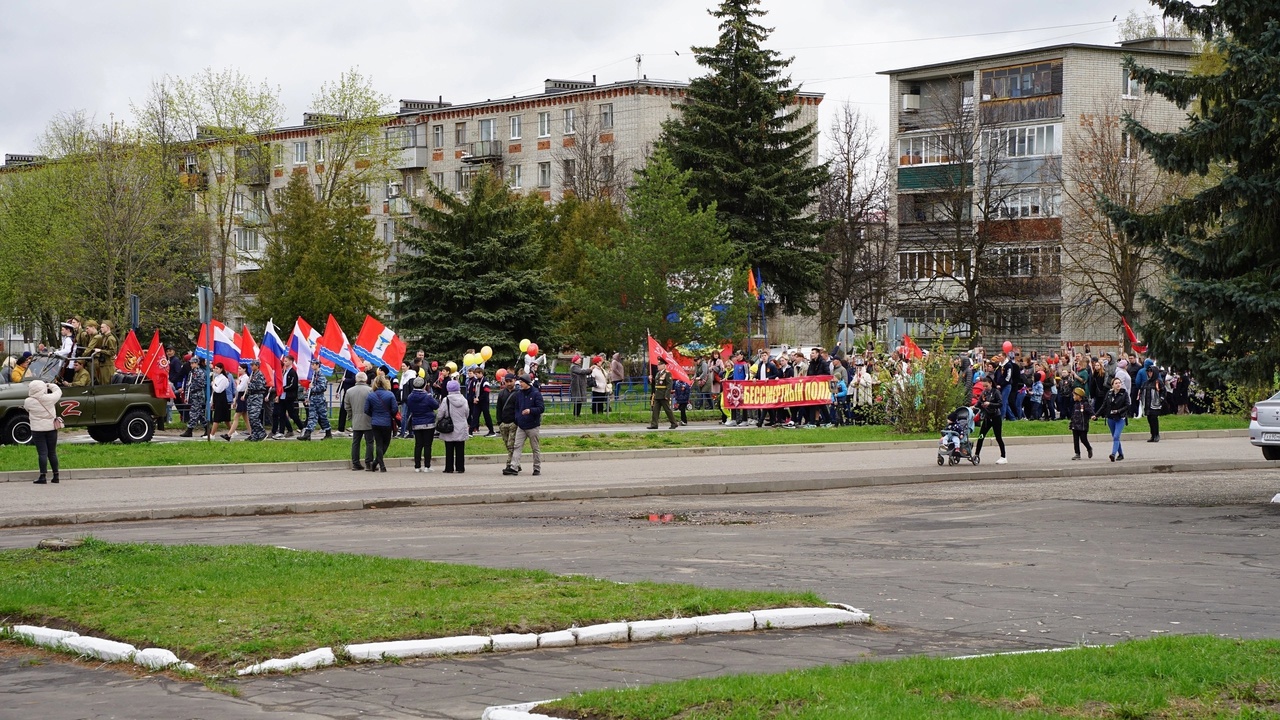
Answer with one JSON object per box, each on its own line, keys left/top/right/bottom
{"left": 0, "top": 0, "right": 1155, "bottom": 158}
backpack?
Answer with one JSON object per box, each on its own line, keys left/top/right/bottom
{"left": 435, "top": 397, "right": 455, "bottom": 434}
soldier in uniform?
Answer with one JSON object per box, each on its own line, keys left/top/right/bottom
{"left": 180, "top": 357, "right": 207, "bottom": 437}
{"left": 647, "top": 358, "right": 679, "bottom": 430}
{"left": 298, "top": 358, "right": 332, "bottom": 441}
{"left": 82, "top": 321, "right": 102, "bottom": 379}
{"left": 69, "top": 360, "right": 91, "bottom": 387}
{"left": 246, "top": 359, "right": 269, "bottom": 442}
{"left": 96, "top": 320, "right": 119, "bottom": 385}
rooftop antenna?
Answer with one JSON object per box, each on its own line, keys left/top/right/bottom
{"left": 636, "top": 54, "right": 642, "bottom": 81}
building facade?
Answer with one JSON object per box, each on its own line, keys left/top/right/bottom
{"left": 880, "top": 39, "right": 1193, "bottom": 352}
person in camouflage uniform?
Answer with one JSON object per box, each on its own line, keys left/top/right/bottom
{"left": 299, "top": 358, "right": 332, "bottom": 441}
{"left": 181, "top": 357, "right": 206, "bottom": 437}
{"left": 246, "top": 359, "right": 268, "bottom": 442}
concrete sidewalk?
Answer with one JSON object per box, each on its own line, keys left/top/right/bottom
{"left": 0, "top": 432, "right": 1271, "bottom": 528}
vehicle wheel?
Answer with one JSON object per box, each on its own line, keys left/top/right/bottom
{"left": 117, "top": 410, "right": 155, "bottom": 444}
{"left": 87, "top": 425, "right": 120, "bottom": 443}
{"left": 1264, "top": 446, "right": 1280, "bottom": 462}
{"left": 972, "top": 454, "right": 981, "bottom": 465}
{"left": 937, "top": 455, "right": 944, "bottom": 466}
{"left": 949, "top": 456, "right": 959, "bottom": 466}
{"left": 2, "top": 414, "right": 32, "bottom": 445}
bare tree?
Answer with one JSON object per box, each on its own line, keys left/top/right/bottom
{"left": 555, "top": 102, "right": 630, "bottom": 204}
{"left": 308, "top": 67, "right": 397, "bottom": 206}
{"left": 817, "top": 103, "right": 892, "bottom": 340}
{"left": 1057, "top": 100, "right": 1190, "bottom": 350}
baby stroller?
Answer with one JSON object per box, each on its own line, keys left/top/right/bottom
{"left": 937, "top": 405, "right": 981, "bottom": 466}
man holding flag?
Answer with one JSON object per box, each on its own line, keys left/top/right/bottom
{"left": 647, "top": 357, "right": 679, "bottom": 430}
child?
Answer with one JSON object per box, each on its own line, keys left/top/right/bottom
{"left": 1069, "top": 387, "right": 1094, "bottom": 460}
{"left": 943, "top": 405, "right": 972, "bottom": 456}
{"left": 1029, "top": 372, "right": 1044, "bottom": 421}
{"left": 673, "top": 379, "right": 691, "bottom": 426}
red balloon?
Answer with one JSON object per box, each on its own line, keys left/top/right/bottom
{"left": 495, "top": 368, "right": 507, "bottom": 382}
{"left": 1002, "top": 340, "right": 1013, "bottom": 353}
{"left": 527, "top": 343, "right": 539, "bottom": 357}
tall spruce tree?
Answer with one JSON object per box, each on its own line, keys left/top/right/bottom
{"left": 661, "top": 0, "right": 828, "bottom": 314}
{"left": 392, "top": 171, "right": 556, "bottom": 364}
{"left": 1114, "top": 0, "right": 1280, "bottom": 383}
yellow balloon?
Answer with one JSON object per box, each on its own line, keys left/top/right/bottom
{"left": 465, "top": 353, "right": 478, "bottom": 366}
{"left": 519, "top": 339, "right": 531, "bottom": 353}
{"left": 480, "top": 345, "right": 493, "bottom": 361}
{"left": 445, "top": 361, "right": 457, "bottom": 372}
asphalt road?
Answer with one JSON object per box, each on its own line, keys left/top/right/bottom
{"left": 2, "top": 464, "right": 1278, "bottom": 719}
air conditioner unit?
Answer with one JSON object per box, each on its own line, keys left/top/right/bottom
{"left": 386, "top": 182, "right": 402, "bottom": 199}
{"left": 901, "top": 94, "right": 921, "bottom": 113}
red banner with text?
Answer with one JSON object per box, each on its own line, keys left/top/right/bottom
{"left": 721, "top": 376, "right": 833, "bottom": 409}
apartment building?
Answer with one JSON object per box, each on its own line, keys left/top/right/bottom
{"left": 880, "top": 38, "right": 1193, "bottom": 351}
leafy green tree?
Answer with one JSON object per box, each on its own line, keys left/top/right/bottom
{"left": 541, "top": 195, "right": 626, "bottom": 345}
{"left": 246, "top": 173, "right": 385, "bottom": 334}
{"left": 661, "top": 0, "right": 828, "bottom": 314}
{"left": 1113, "top": 0, "right": 1280, "bottom": 383}
{"left": 568, "top": 149, "right": 744, "bottom": 351}
{"left": 392, "top": 170, "right": 557, "bottom": 364}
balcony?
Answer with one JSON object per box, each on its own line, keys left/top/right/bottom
{"left": 238, "top": 207, "right": 269, "bottom": 226}
{"left": 386, "top": 197, "right": 412, "bottom": 216}
{"left": 396, "top": 147, "right": 430, "bottom": 170}
{"left": 461, "top": 140, "right": 503, "bottom": 164}
{"left": 178, "top": 172, "right": 208, "bottom": 192}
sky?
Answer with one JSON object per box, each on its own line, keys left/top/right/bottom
{"left": 0, "top": 0, "right": 1157, "bottom": 159}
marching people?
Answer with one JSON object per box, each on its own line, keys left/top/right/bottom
{"left": 180, "top": 357, "right": 206, "bottom": 437}
{"left": 336, "top": 366, "right": 358, "bottom": 436}
{"left": 224, "top": 363, "right": 250, "bottom": 441}
{"left": 406, "top": 376, "right": 439, "bottom": 472}
{"left": 1096, "top": 375, "right": 1131, "bottom": 462}
{"left": 364, "top": 376, "right": 398, "bottom": 472}
{"left": 495, "top": 373, "right": 520, "bottom": 470}
{"left": 974, "top": 361, "right": 1008, "bottom": 464}
{"left": 209, "top": 362, "right": 233, "bottom": 440}
{"left": 26, "top": 379, "right": 62, "bottom": 484}
{"left": 647, "top": 358, "right": 678, "bottom": 430}
{"left": 504, "top": 374, "right": 544, "bottom": 476}
{"left": 438, "top": 379, "right": 471, "bottom": 473}
{"left": 273, "top": 355, "right": 303, "bottom": 439}
{"left": 298, "top": 358, "right": 332, "bottom": 441}
{"left": 245, "top": 359, "right": 269, "bottom": 442}
{"left": 343, "top": 371, "right": 374, "bottom": 470}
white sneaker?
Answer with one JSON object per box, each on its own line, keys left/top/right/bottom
{"left": 996, "top": 457, "right": 1008, "bottom": 464}
{"left": 423, "top": 467, "right": 433, "bottom": 473}
{"left": 724, "top": 420, "right": 738, "bottom": 427}
{"left": 414, "top": 467, "right": 422, "bottom": 473}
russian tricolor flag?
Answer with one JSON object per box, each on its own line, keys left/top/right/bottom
{"left": 354, "top": 315, "right": 407, "bottom": 377}
{"left": 261, "top": 321, "right": 288, "bottom": 394}
{"left": 195, "top": 320, "right": 241, "bottom": 371}
{"left": 290, "top": 318, "right": 320, "bottom": 386}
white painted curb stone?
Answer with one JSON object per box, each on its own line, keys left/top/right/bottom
{"left": 482, "top": 702, "right": 559, "bottom": 720}
{"left": 751, "top": 607, "right": 868, "bottom": 630}
{"left": 1271, "top": 493, "right": 1280, "bottom": 504}
{"left": 238, "top": 647, "right": 336, "bottom": 675}
{"left": 536, "top": 630, "right": 576, "bottom": 648}
{"left": 572, "top": 622, "right": 630, "bottom": 645}
{"left": 490, "top": 633, "right": 539, "bottom": 652}
{"left": 61, "top": 636, "right": 138, "bottom": 663}
{"left": 346, "top": 635, "right": 491, "bottom": 661}
{"left": 134, "top": 648, "right": 182, "bottom": 670}
{"left": 10, "top": 625, "right": 78, "bottom": 646}
{"left": 629, "top": 617, "right": 698, "bottom": 642}
{"left": 694, "top": 612, "right": 756, "bottom": 634}
{"left": 6, "top": 624, "right": 192, "bottom": 671}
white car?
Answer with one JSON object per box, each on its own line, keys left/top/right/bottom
{"left": 1250, "top": 391, "right": 1280, "bottom": 461}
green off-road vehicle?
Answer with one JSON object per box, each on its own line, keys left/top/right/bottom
{"left": 0, "top": 355, "right": 168, "bottom": 445}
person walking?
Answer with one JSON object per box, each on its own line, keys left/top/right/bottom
{"left": 363, "top": 376, "right": 398, "bottom": 472}
{"left": 405, "top": 377, "right": 440, "bottom": 472}
{"left": 647, "top": 358, "right": 678, "bottom": 430}
{"left": 1096, "top": 376, "right": 1131, "bottom": 462}
{"left": 974, "top": 362, "right": 1008, "bottom": 464}
{"left": 344, "top": 372, "right": 374, "bottom": 470}
{"left": 1069, "top": 387, "right": 1093, "bottom": 460}
{"left": 298, "top": 358, "right": 332, "bottom": 441}
{"left": 504, "top": 374, "right": 544, "bottom": 476}
{"left": 495, "top": 373, "right": 520, "bottom": 469}
{"left": 437, "top": 380, "right": 470, "bottom": 473}
{"left": 245, "top": 360, "right": 269, "bottom": 442}
{"left": 1135, "top": 359, "right": 1164, "bottom": 443}
{"left": 209, "top": 363, "right": 232, "bottom": 440}
{"left": 180, "top": 357, "right": 206, "bottom": 437}
{"left": 26, "top": 379, "right": 62, "bottom": 484}
{"left": 225, "top": 364, "right": 250, "bottom": 440}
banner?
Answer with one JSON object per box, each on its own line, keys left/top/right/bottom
{"left": 353, "top": 315, "right": 407, "bottom": 377}
{"left": 647, "top": 335, "right": 691, "bottom": 384}
{"left": 261, "top": 321, "right": 288, "bottom": 395}
{"left": 316, "top": 314, "right": 360, "bottom": 374}
{"left": 115, "top": 329, "right": 144, "bottom": 374}
{"left": 289, "top": 318, "right": 320, "bottom": 386}
{"left": 139, "top": 330, "right": 174, "bottom": 399}
{"left": 194, "top": 320, "right": 240, "bottom": 371}
{"left": 721, "top": 375, "right": 834, "bottom": 409}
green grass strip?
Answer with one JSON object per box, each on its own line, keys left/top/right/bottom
{"left": 545, "top": 635, "right": 1280, "bottom": 719}
{"left": 0, "top": 539, "right": 821, "bottom": 669}
{"left": 0, "top": 414, "right": 1244, "bottom": 473}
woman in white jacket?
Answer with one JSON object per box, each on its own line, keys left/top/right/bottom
{"left": 25, "top": 379, "right": 62, "bottom": 484}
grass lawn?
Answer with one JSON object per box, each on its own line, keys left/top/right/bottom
{"left": 0, "top": 414, "right": 1245, "bottom": 472}
{"left": 544, "top": 635, "right": 1280, "bottom": 719}
{"left": 0, "top": 539, "right": 823, "bottom": 670}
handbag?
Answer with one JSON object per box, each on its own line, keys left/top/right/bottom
{"left": 54, "top": 417, "right": 65, "bottom": 430}
{"left": 435, "top": 398, "right": 455, "bottom": 435}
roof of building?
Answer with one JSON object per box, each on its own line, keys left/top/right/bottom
{"left": 878, "top": 41, "right": 1195, "bottom": 77}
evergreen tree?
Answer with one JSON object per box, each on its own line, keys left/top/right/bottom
{"left": 661, "top": 0, "right": 828, "bottom": 314}
{"left": 1113, "top": 0, "right": 1280, "bottom": 383}
{"left": 247, "top": 173, "right": 385, "bottom": 333}
{"left": 392, "top": 171, "right": 556, "bottom": 364}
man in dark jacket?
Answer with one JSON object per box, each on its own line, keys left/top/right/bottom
{"left": 274, "top": 355, "right": 302, "bottom": 438}
{"left": 504, "top": 375, "right": 544, "bottom": 476}
{"left": 495, "top": 374, "right": 520, "bottom": 470}
{"left": 336, "top": 368, "right": 358, "bottom": 435}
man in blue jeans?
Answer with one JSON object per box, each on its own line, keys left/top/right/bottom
{"left": 996, "top": 354, "right": 1018, "bottom": 421}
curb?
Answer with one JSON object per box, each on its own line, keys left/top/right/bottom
{"left": 236, "top": 605, "right": 870, "bottom": 675}
{"left": 0, "top": 429, "right": 1249, "bottom": 484}
{"left": 2, "top": 454, "right": 1275, "bottom": 529}
{"left": 2, "top": 625, "right": 196, "bottom": 673}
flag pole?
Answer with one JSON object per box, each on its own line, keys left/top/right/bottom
{"left": 137, "top": 333, "right": 160, "bottom": 385}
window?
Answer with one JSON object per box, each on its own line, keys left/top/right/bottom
{"left": 1122, "top": 70, "right": 1141, "bottom": 98}
{"left": 251, "top": 189, "right": 266, "bottom": 210}
{"left": 360, "top": 182, "right": 376, "bottom": 203}
{"left": 235, "top": 228, "right": 259, "bottom": 253}
{"left": 980, "top": 60, "right": 1062, "bottom": 101}
{"left": 404, "top": 173, "right": 416, "bottom": 198}
{"left": 601, "top": 155, "right": 615, "bottom": 183}
{"left": 983, "top": 123, "right": 1061, "bottom": 158}
{"left": 454, "top": 122, "right": 467, "bottom": 146}
{"left": 293, "top": 141, "right": 308, "bottom": 164}
{"left": 455, "top": 169, "right": 473, "bottom": 192}
{"left": 432, "top": 172, "right": 444, "bottom": 188}
{"left": 314, "top": 138, "right": 325, "bottom": 162}
{"left": 233, "top": 192, "right": 246, "bottom": 213}
{"left": 508, "top": 164, "right": 522, "bottom": 189}
{"left": 385, "top": 126, "right": 416, "bottom": 149}
{"left": 897, "top": 134, "right": 960, "bottom": 166}
{"left": 563, "top": 108, "right": 576, "bottom": 135}
{"left": 563, "top": 158, "right": 576, "bottom": 185}
{"left": 1122, "top": 133, "right": 1137, "bottom": 162}
{"left": 990, "top": 246, "right": 1061, "bottom": 278}
{"left": 537, "top": 111, "right": 551, "bottom": 138}
{"left": 479, "top": 118, "right": 495, "bottom": 142}
{"left": 599, "top": 103, "right": 614, "bottom": 129}
{"left": 898, "top": 251, "right": 968, "bottom": 281}
{"left": 357, "top": 135, "right": 371, "bottom": 156}
{"left": 272, "top": 145, "right": 284, "bottom": 167}
{"left": 509, "top": 115, "right": 522, "bottom": 139}
{"left": 432, "top": 125, "right": 444, "bottom": 148}
{"left": 996, "top": 187, "right": 1061, "bottom": 219}
{"left": 537, "top": 161, "right": 552, "bottom": 187}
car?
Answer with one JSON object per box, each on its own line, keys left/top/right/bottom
{"left": 1250, "top": 390, "right": 1280, "bottom": 461}
{"left": 0, "top": 354, "right": 168, "bottom": 445}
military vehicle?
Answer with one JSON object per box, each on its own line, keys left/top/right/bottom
{"left": 0, "top": 354, "right": 168, "bottom": 445}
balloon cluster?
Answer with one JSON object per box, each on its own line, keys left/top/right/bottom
{"left": 462, "top": 346, "right": 494, "bottom": 368}
{"left": 518, "top": 339, "right": 539, "bottom": 357}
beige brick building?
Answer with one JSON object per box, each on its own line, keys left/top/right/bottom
{"left": 880, "top": 39, "right": 1193, "bottom": 352}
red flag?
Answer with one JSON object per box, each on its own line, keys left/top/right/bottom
{"left": 115, "top": 330, "right": 144, "bottom": 374}
{"left": 647, "top": 335, "right": 691, "bottom": 384}
{"left": 139, "top": 330, "right": 174, "bottom": 399}
{"left": 1121, "top": 317, "right": 1148, "bottom": 353}
{"left": 902, "top": 334, "right": 923, "bottom": 360}
{"left": 236, "top": 326, "right": 259, "bottom": 364}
